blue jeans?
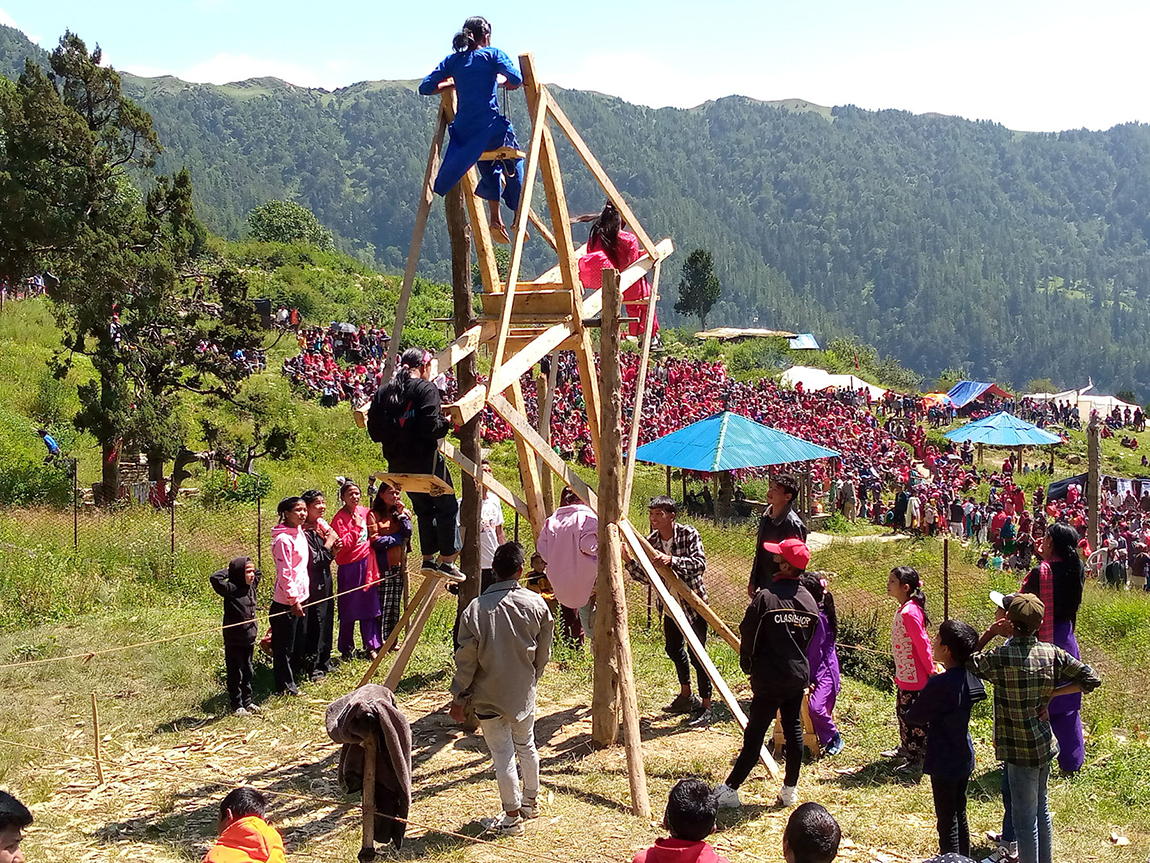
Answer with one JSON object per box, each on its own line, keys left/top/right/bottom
{"left": 1000, "top": 767, "right": 1015, "bottom": 842}
{"left": 1007, "top": 762, "right": 1052, "bottom": 863}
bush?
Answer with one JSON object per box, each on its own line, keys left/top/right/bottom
{"left": 27, "top": 375, "right": 70, "bottom": 427}
{"left": 837, "top": 607, "right": 895, "bottom": 691}
{"left": 199, "top": 470, "right": 272, "bottom": 507}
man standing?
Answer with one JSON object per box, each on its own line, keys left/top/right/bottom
{"left": 535, "top": 488, "right": 598, "bottom": 647}
{"left": 748, "top": 474, "right": 807, "bottom": 597}
{"left": 626, "top": 496, "right": 712, "bottom": 726}
{"left": 451, "top": 542, "right": 554, "bottom": 836}
{"left": 968, "top": 594, "right": 1101, "bottom": 863}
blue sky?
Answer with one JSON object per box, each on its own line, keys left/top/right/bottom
{"left": 3, "top": 0, "right": 1146, "bottom": 131}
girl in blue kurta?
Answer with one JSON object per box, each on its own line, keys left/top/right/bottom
{"left": 420, "top": 17, "right": 524, "bottom": 243}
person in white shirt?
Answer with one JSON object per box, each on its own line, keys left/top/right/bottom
{"left": 479, "top": 460, "right": 507, "bottom": 592}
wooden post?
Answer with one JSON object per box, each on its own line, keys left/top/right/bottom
{"left": 72, "top": 458, "right": 78, "bottom": 551}
{"left": 592, "top": 267, "right": 622, "bottom": 747}
{"left": 943, "top": 536, "right": 950, "bottom": 622}
{"left": 1087, "top": 413, "right": 1101, "bottom": 552}
{"left": 359, "top": 735, "right": 377, "bottom": 861}
{"left": 359, "top": 575, "right": 438, "bottom": 687}
{"left": 622, "top": 258, "right": 664, "bottom": 506}
{"left": 665, "top": 465, "right": 672, "bottom": 499}
{"left": 446, "top": 179, "right": 483, "bottom": 634}
{"left": 256, "top": 493, "right": 262, "bottom": 572}
{"left": 595, "top": 268, "right": 649, "bottom": 816}
{"left": 384, "top": 581, "right": 444, "bottom": 692}
{"left": 91, "top": 693, "right": 104, "bottom": 785}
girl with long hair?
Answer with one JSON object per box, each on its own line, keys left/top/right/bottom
{"left": 368, "top": 480, "right": 413, "bottom": 648}
{"left": 366, "top": 347, "right": 464, "bottom": 582}
{"left": 801, "top": 572, "right": 843, "bottom": 756}
{"left": 419, "top": 16, "right": 524, "bottom": 243}
{"left": 301, "top": 489, "right": 340, "bottom": 680}
{"left": 575, "top": 201, "right": 659, "bottom": 338}
{"left": 886, "top": 565, "right": 934, "bottom": 768}
{"left": 1021, "top": 522, "right": 1088, "bottom": 771}
{"left": 270, "top": 496, "right": 310, "bottom": 696}
{"left": 330, "top": 482, "right": 383, "bottom": 661}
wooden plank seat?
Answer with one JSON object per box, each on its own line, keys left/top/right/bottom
{"left": 373, "top": 472, "right": 453, "bottom": 496}
{"left": 479, "top": 288, "right": 574, "bottom": 319}
{"left": 479, "top": 146, "right": 526, "bottom": 161}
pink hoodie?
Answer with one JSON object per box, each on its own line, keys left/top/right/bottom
{"left": 271, "top": 523, "right": 310, "bottom": 606}
{"left": 534, "top": 503, "right": 598, "bottom": 608}
{"left": 892, "top": 600, "right": 933, "bottom": 690}
{"left": 633, "top": 838, "right": 730, "bottom": 863}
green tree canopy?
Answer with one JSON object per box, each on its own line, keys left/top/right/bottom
{"left": 247, "top": 200, "right": 334, "bottom": 250}
{"left": 675, "top": 248, "right": 722, "bottom": 329}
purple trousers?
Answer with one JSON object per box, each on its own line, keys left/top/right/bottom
{"left": 809, "top": 656, "right": 841, "bottom": 746}
{"left": 1049, "top": 620, "right": 1084, "bottom": 772}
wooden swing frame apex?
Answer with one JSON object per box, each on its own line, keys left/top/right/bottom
{"left": 359, "top": 54, "right": 777, "bottom": 838}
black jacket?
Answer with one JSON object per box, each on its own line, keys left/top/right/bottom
{"left": 210, "top": 557, "right": 259, "bottom": 646}
{"left": 367, "top": 378, "right": 451, "bottom": 475}
{"left": 749, "top": 506, "right": 808, "bottom": 592}
{"left": 739, "top": 576, "right": 819, "bottom": 696}
{"left": 305, "top": 526, "right": 335, "bottom": 602}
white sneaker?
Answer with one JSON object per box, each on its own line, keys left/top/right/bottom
{"left": 713, "top": 783, "right": 741, "bottom": 809}
{"left": 480, "top": 812, "right": 524, "bottom": 836}
{"left": 776, "top": 784, "right": 798, "bottom": 807}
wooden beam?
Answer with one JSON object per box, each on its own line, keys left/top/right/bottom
{"left": 386, "top": 104, "right": 447, "bottom": 378}
{"left": 440, "top": 440, "right": 532, "bottom": 520}
{"left": 489, "top": 320, "right": 576, "bottom": 396}
{"left": 528, "top": 209, "right": 557, "bottom": 250}
{"left": 384, "top": 579, "right": 445, "bottom": 692}
{"left": 508, "top": 378, "right": 547, "bottom": 536}
{"left": 372, "top": 473, "right": 453, "bottom": 496}
{"left": 358, "top": 575, "right": 439, "bottom": 687}
{"left": 543, "top": 91, "right": 658, "bottom": 260}
{"left": 582, "top": 238, "right": 674, "bottom": 319}
{"left": 444, "top": 382, "right": 491, "bottom": 428}
{"left": 488, "top": 392, "right": 598, "bottom": 510}
{"left": 623, "top": 258, "right": 663, "bottom": 504}
{"left": 618, "top": 519, "right": 779, "bottom": 778}
{"left": 428, "top": 325, "right": 484, "bottom": 378}
{"left": 532, "top": 243, "right": 588, "bottom": 284}
{"left": 479, "top": 146, "right": 526, "bottom": 161}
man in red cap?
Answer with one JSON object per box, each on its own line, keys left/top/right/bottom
{"left": 715, "top": 537, "right": 819, "bottom": 811}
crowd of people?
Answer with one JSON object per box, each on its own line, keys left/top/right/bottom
{"left": 0, "top": 274, "right": 49, "bottom": 303}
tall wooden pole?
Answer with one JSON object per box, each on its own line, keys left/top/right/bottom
{"left": 593, "top": 268, "right": 650, "bottom": 817}
{"left": 360, "top": 735, "right": 378, "bottom": 861}
{"left": 1087, "top": 412, "right": 1101, "bottom": 552}
{"left": 592, "top": 269, "right": 623, "bottom": 746}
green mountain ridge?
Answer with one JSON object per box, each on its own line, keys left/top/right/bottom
{"left": 5, "top": 25, "right": 1150, "bottom": 396}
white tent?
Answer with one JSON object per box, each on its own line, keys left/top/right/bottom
{"left": 780, "top": 365, "right": 888, "bottom": 400}
{"left": 1025, "top": 385, "right": 1138, "bottom": 415}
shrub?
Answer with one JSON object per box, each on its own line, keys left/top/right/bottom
{"left": 199, "top": 470, "right": 272, "bottom": 507}
{"left": 837, "top": 607, "right": 895, "bottom": 691}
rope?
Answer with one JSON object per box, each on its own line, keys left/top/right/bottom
{"left": 0, "top": 572, "right": 433, "bottom": 671}
{"left": 0, "top": 736, "right": 575, "bottom": 863}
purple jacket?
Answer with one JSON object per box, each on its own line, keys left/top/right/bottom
{"left": 806, "top": 609, "right": 840, "bottom": 687}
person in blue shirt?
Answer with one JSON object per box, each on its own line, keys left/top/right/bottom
{"left": 38, "top": 428, "right": 61, "bottom": 463}
{"left": 905, "top": 619, "right": 986, "bottom": 858}
{"left": 420, "top": 16, "right": 524, "bottom": 244}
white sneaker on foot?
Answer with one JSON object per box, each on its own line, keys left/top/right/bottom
{"left": 480, "top": 812, "right": 524, "bottom": 836}
{"left": 776, "top": 784, "right": 798, "bottom": 807}
{"left": 713, "top": 783, "right": 741, "bottom": 809}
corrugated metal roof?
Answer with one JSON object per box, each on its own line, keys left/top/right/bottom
{"left": 943, "top": 411, "right": 1062, "bottom": 447}
{"left": 633, "top": 411, "right": 840, "bottom": 472}
{"left": 788, "top": 333, "right": 821, "bottom": 350}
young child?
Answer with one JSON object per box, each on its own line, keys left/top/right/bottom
{"left": 450, "top": 542, "right": 554, "bottom": 836}
{"left": 633, "top": 778, "right": 730, "bottom": 863}
{"left": 783, "top": 802, "right": 841, "bottom": 863}
{"left": 968, "top": 594, "right": 1101, "bottom": 863}
{"left": 0, "top": 790, "right": 32, "bottom": 863}
{"left": 419, "top": 17, "right": 524, "bottom": 243}
{"left": 904, "top": 620, "right": 986, "bottom": 857}
{"left": 885, "top": 566, "right": 935, "bottom": 770}
{"left": 210, "top": 557, "right": 261, "bottom": 715}
{"left": 801, "top": 573, "right": 843, "bottom": 756}
{"left": 525, "top": 552, "right": 557, "bottom": 613}
{"left": 716, "top": 537, "right": 819, "bottom": 809}
{"left": 204, "top": 787, "right": 286, "bottom": 863}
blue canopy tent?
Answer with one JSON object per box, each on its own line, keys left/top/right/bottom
{"left": 633, "top": 411, "right": 839, "bottom": 517}
{"left": 946, "top": 381, "right": 1013, "bottom": 410}
{"left": 944, "top": 410, "right": 1061, "bottom": 470}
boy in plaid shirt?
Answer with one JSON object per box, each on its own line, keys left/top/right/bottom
{"left": 968, "top": 593, "right": 1101, "bottom": 863}
{"left": 627, "top": 496, "right": 711, "bottom": 726}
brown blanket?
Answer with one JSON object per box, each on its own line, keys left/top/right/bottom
{"left": 325, "top": 684, "right": 413, "bottom": 848}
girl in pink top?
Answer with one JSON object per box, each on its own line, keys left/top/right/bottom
{"left": 270, "top": 496, "right": 311, "bottom": 696}
{"left": 886, "top": 565, "right": 934, "bottom": 767}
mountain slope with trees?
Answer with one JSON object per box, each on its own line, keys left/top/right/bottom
{"left": 5, "top": 26, "right": 1150, "bottom": 395}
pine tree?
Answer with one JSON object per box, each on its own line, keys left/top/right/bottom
{"left": 675, "top": 249, "right": 722, "bottom": 329}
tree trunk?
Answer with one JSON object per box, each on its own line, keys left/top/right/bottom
{"left": 147, "top": 447, "right": 165, "bottom": 483}
{"left": 100, "top": 442, "right": 120, "bottom": 505}
{"left": 447, "top": 182, "right": 482, "bottom": 631}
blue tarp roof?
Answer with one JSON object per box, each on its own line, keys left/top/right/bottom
{"left": 633, "top": 411, "right": 840, "bottom": 472}
{"left": 788, "top": 333, "right": 820, "bottom": 350}
{"left": 943, "top": 411, "right": 1062, "bottom": 447}
{"left": 946, "top": 380, "right": 1012, "bottom": 408}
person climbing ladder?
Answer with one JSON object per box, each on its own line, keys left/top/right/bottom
{"left": 420, "top": 16, "right": 524, "bottom": 243}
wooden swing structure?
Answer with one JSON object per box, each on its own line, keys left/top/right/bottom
{"left": 356, "top": 53, "right": 777, "bottom": 836}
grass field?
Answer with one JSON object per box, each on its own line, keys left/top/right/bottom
{"left": 4, "top": 296, "right": 1150, "bottom": 861}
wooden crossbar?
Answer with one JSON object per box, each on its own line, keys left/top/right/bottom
{"left": 440, "top": 439, "right": 532, "bottom": 520}
{"left": 479, "top": 146, "right": 526, "bottom": 161}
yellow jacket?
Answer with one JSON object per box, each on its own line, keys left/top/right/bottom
{"left": 204, "top": 816, "right": 287, "bottom": 863}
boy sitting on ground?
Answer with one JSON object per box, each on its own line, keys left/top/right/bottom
{"left": 450, "top": 542, "right": 554, "bottom": 836}
{"left": 633, "top": 778, "right": 730, "bottom": 863}
{"left": 204, "top": 787, "right": 286, "bottom": 863}
{"left": 783, "top": 802, "right": 841, "bottom": 863}
{"left": 0, "top": 790, "right": 32, "bottom": 863}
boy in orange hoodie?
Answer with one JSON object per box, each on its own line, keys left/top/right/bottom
{"left": 204, "top": 788, "right": 286, "bottom": 863}
{"left": 633, "top": 779, "right": 730, "bottom": 863}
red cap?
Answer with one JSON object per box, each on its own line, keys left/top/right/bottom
{"left": 762, "top": 537, "right": 811, "bottom": 572}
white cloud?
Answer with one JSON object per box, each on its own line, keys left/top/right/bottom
{"left": 0, "top": 8, "right": 16, "bottom": 28}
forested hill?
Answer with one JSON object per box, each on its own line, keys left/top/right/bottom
{"left": 5, "top": 27, "right": 1150, "bottom": 396}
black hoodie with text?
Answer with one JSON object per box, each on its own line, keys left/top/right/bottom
{"left": 739, "top": 575, "right": 820, "bottom": 696}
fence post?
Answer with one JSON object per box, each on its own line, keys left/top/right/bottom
{"left": 170, "top": 497, "right": 176, "bottom": 574}
{"left": 256, "top": 493, "right": 263, "bottom": 572}
{"left": 943, "top": 535, "right": 950, "bottom": 621}
{"left": 72, "top": 457, "right": 79, "bottom": 553}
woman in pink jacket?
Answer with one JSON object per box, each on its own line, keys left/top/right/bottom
{"left": 885, "top": 565, "right": 934, "bottom": 770}
{"left": 271, "top": 496, "right": 311, "bottom": 696}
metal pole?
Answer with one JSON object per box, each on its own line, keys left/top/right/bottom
{"left": 943, "top": 535, "right": 950, "bottom": 621}
{"left": 170, "top": 497, "right": 176, "bottom": 573}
